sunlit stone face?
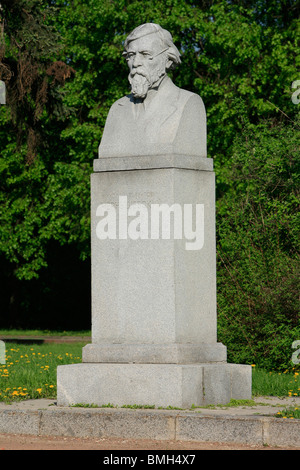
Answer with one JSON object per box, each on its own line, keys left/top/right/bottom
{"left": 126, "top": 35, "right": 167, "bottom": 99}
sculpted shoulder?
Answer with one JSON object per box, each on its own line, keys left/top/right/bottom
{"left": 158, "top": 78, "right": 205, "bottom": 113}
{"left": 177, "top": 86, "right": 205, "bottom": 109}
{"left": 110, "top": 95, "right": 132, "bottom": 108}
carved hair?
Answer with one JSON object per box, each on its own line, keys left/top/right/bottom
{"left": 124, "top": 23, "right": 181, "bottom": 71}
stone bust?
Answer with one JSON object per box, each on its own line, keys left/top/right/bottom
{"left": 98, "top": 23, "right": 206, "bottom": 158}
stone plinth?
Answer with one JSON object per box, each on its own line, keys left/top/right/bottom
{"left": 57, "top": 363, "right": 251, "bottom": 408}
{"left": 89, "top": 160, "right": 217, "bottom": 347}
{"left": 57, "top": 155, "right": 252, "bottom": 408}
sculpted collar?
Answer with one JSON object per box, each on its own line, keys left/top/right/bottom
{"left": 133, "top": 74, "right": 168, "bottom": 108}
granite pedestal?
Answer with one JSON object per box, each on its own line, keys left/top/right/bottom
{"left": 57, "top": 155, "right": 251, "bottom": 407}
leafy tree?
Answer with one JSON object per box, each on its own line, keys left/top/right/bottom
{"left": 0, "top": 0, "right": 75, "bottom": 162}
{"left": 0, "top": 0, "right": 87, "bottom": 325}
{"left": 0, "top": 0, "right": 299, "bottom": 341}
{"left": 216, "top": 113, "right": 300, "bottom": 371}
{"left": 53, "top": 0, "right": 299, "bottom": 169}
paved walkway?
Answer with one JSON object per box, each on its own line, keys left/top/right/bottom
{"left": 1, "top": 336, "right": 299, "bottom": 449}
{"left": 0, "top": 432, "right": 289, "bottom": 450}
{"left": 1, "top": 395, "right": 299, "bottom": 416}
{"left": 0, "top": 396, "right": 299, "bottom": 450}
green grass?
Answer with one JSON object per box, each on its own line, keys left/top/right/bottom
{"left": 0, "top": 342, "right": 84, "bottom": 402}
{"left": 252, "top": 365, "right": 300, "bottom": 398}
{"left": 0, "top": 343, "right": 299, "bottom": 420}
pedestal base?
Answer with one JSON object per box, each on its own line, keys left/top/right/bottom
{"left": 57, "top": 362, "right": 252, "bottom": 408}
{"left": 82, "top": 342, "right": 227, "bottom": 364}
{"left": 57, "top": 156, "right": 252, "bottom": 409}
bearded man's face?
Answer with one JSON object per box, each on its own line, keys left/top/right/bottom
{"left": 125, "top": 35, "right": 167, "bottom": 99}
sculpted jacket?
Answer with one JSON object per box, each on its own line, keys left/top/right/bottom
{"left": 98, "top": 76, "right": 207, "bottom": 158}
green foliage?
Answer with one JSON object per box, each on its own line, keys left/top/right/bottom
{"left": 0, "top": 136, "right": 90, "bottom": 280}
{"left": 0, "top": 0, "right": 89, "bottom": 284}
{"left": 216, "top": 115, "right": 300, "bottom": 371}
{"left": 51, "top": 0, "right": 300, "bottom": 164}
{"left": 0, "top": 0, "right": 74, "bottom": 162}
{"left": 1, "top": 0, "right": 298, "bottom": 280}
{"left": 0, "top": 0, "right": 299, "bottom": 371}
{"left": 276, "top": 406, "right": 300, "bottom": 419}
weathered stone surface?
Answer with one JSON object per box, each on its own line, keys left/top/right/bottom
{"left": 82, "top": 342, "right": 227, "bottom": 364}
{"left": 89, "top": 165, "right": 217, "bottom": 346}
{"left": 98, "top": 24, "right": 206, "bottom": 159}
{"left": 56, "top": 23, "right": 252, "bottom": 408}
{"left": 57, "top": 363, "right": 252, "bottom": 409}
{"left": 93, "top": 154, "right": 213, "bottom": 172}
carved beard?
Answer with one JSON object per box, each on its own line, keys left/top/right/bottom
{"left": 129, "top": 71, "right": 151, "bottom": 99}
{"left": 129, "top": 66, "right": 165, "bottom": 99}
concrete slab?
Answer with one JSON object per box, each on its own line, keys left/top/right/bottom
{"left": 57, "top": 362, "right": 252, "bottom": 408}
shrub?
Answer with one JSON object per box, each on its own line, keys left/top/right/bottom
{"left": 216, "top": 115, "right": 300, "bottom": 371}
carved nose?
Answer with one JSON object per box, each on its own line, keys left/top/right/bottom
{"left": 132, "top": 53, "right": 143, "bottom": 67}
